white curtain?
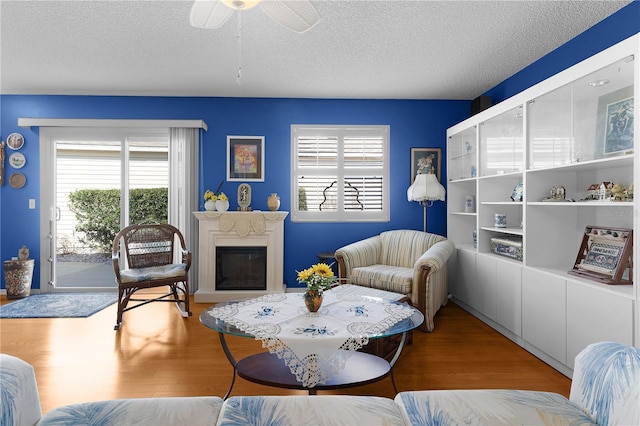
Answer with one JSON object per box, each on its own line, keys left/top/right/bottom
{"left": 170, "top": 127, "right": 201, "bottom": 292}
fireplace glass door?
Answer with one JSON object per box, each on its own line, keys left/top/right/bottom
{"left": 216, "top": 246, "right": 267, "bottom": 291}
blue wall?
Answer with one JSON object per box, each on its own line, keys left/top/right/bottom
{"left": 0, "top": 96, "right": 468, "bottom": 290}
{"left": 1, "top": 1, "right": 638, "bottom": 290}
{"left": 484, "top": 1, "right": 640, "bottom": 104}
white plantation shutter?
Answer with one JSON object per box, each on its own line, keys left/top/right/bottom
{"left": 291, "top": 125, "right": 390, "bottom": 222}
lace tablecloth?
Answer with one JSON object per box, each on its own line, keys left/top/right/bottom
{"left": 207, "top": 285, "right": 415, "bottom": 388}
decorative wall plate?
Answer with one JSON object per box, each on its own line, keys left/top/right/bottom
{"left": 9, "top": 172, "right": 26, "bottom": 189}
{"left": 6, "top": 133, "right": 24, "bottom": 150}
{"left": 9, "top": 152, "right": 26, "bottom": 169}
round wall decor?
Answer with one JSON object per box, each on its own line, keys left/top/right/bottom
{"left": 9, "top": 172, "right": 26, "bottom": 189}
{"left": 7, "top": 133, "right": 24, "bottom": 150}
{"left": 9, "top": 152, "right": 26, "bottom": 169}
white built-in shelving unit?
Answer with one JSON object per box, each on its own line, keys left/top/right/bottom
{"left": 447, "top": 33, "right": 639, "bottom": 377}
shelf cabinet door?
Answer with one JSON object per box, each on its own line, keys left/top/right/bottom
{"left": 522, "top": 268, "right": 566, "bottom": 365}
{"left": 566, "top": 280, "right": 633, "bottom": 369}
{"left": 478, "top": 106, "right": 524, "bottom": 177}
{"left": 475, "top": 256, "right": 498, "bottom": 321}
{"left": 448, "top": 126, "right": 477, "bottom": 181}
{"left": 496, "top": 260, "right": 522, "bottom": 337}
{"left": 449, "top": 249, "right": 476, "bottom": 308}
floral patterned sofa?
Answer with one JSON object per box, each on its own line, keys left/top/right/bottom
{"left": 2, "top": 342, "right": 638, "bottom": 425}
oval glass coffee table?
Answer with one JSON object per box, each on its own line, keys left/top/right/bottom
{"left": 200, "top": 288, "right": 423, "bottom": 398}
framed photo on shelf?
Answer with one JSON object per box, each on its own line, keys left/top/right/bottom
{"left": 227, "top": 136, "right": 264, "bottom": 182}
{"left": 595, "top": 85, "right": 634, "bottom": 157}
{"left": 568, "top": 225, "right": 633, "bottom": 285}
{"left": 410, "top": 147, "right": 441, "bottom": 184}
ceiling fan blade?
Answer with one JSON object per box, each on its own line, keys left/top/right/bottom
{"left": 259, "top": 1, "right": 320, "bottom": 33}
{"left": 190, "top": 0, "right": 235, "bottom": 29}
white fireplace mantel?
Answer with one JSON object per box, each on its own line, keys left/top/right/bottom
{"left": 193, "top": 211, "right": 288, "bottom": 303}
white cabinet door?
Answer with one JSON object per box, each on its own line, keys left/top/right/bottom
{"left": 566, "top": 280, "right": 633, "bottom": 369}
{"left": 475, "top": 255, "right": 497, "bottom": 321}
{"left": 451, "top": 249, "right": 476, "bottom": 308}
{"left": 496, "top": 260, "right": 522, "bottom": 337}
{"left": 522, "top": 268, "right": 566, "bottom": 365}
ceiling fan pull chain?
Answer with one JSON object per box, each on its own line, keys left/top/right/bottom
{"left": 236, "top": 11, "right": 242, "bottom": 86}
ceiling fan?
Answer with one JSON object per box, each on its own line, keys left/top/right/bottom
{"left": 189, "top": 0, "right": 321, "bottom": 33}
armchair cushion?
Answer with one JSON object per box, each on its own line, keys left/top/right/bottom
{"left": 119, "top": 263, "right": 188, "bottom": 284}
{"left": 351, "top": 265, "right": 413, "bottom": 295}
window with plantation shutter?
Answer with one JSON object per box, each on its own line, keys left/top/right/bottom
{"left": 291, "top": 125, "right": 390, "bottom": 222}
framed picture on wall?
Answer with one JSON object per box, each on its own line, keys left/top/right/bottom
{"left": 227, "top": 136, "right": 264, "bottom": 182}
{"left": 410, "top": 147, "right": 441, "bottom": 184}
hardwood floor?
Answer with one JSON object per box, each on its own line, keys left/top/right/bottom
{"left": 0, "top": 292, "right": 570, "bottom": 414}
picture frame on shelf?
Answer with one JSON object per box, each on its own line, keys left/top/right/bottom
{"left": 410, "top": 147, "right": 441, "bottom": 184}
{"left": 595, "top": 85, "right": 634, "bottom": 157}
{"left": 568, "top": 225, "right": 633, "bottom": 285}
{"left": 227, "top": 136, "right": 264, "bottom": 182}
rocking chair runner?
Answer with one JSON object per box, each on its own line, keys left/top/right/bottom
{"left": 112, "top": 223, "right": 192, "bottom": 330}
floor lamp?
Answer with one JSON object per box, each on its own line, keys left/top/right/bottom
{"left": 407, "top": 173, "right": 446, "bottom": 232}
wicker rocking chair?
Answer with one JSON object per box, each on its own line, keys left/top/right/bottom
{"left": 112, "top": 223, "right": 192, "bottom": 330}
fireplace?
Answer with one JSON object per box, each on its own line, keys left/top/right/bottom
{"left": 215, "top": 246, "right": 267, "bottom": 291}
{"left": 194, "top": 211, "right": 288, "bottom": 302}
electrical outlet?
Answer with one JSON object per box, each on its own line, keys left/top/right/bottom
{"left": 29, "top": 199, "right": 36, "bottom": 209}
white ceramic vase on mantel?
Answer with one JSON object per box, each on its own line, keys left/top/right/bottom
{"left": 204, "top": 200, "right": 216, "bottom": 211}
{"left": 215, "top": 200, "right": 229, "bottom": 212}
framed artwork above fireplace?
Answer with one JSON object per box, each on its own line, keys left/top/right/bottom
{"left": 227, "top": 136, "right": 265, "bottom": 182}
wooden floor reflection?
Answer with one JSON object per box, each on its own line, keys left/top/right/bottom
{"left": 0, "top": 291, "right": 570, "bottom": 414}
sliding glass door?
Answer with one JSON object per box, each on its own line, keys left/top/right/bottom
{"left": 40, "top": 128, "right": 169, "bottom": 292}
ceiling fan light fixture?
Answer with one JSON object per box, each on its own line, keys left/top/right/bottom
{"left": 222, "top": 0, "right": 261, "bottom": 10}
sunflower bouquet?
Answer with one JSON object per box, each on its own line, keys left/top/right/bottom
{"left": 297, "top": 262, "right": 336, "bottom": 293}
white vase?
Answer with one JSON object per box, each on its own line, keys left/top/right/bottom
{"left": 204, "top": 200, "right": 216, "bottom": 211}
{"left": 215, "top": 200, "right": 229, "bottom": 212}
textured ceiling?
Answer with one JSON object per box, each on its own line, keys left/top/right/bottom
{"left": 0, "top": 0, "right": 631, "bottom": 100}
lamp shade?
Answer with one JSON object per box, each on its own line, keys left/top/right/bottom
{"left": 407, "top": 173, "right": 446, "bottom": 202}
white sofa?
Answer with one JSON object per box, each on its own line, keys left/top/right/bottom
{"left": 1, "top": 342, "right": 638, "bottom": 425}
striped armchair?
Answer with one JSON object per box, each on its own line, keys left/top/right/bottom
{"left": 335, "top": 230, "right": 455, "bottom": 332}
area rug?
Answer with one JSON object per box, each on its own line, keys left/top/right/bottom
{"left": 0, "top": 293, "right": 117, "bottom": 318}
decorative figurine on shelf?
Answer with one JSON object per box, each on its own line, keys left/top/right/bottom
{"left": 238, "top": 183, "right": 252, "bottom": 211}
{"left": 627, "top": 183, "right": 634, "bottom": 200}
{"left": 585, "top": 184, "right": 600, "bottom": 200}
{"left": 611, "top": 183, "right": 627, "bottom": 201}
{"left": 541, "top": 186, "right": 566, "bottom": 202}
{"left": 599, "top": 182, "right": 613, "bottom": 200}
{"left": 18, "top": 245, "right": 29, "bottom": 260}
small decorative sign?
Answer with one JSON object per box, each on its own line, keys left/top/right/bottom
{"left": 569, "top": 226, "right": 633, "bottom": 285}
